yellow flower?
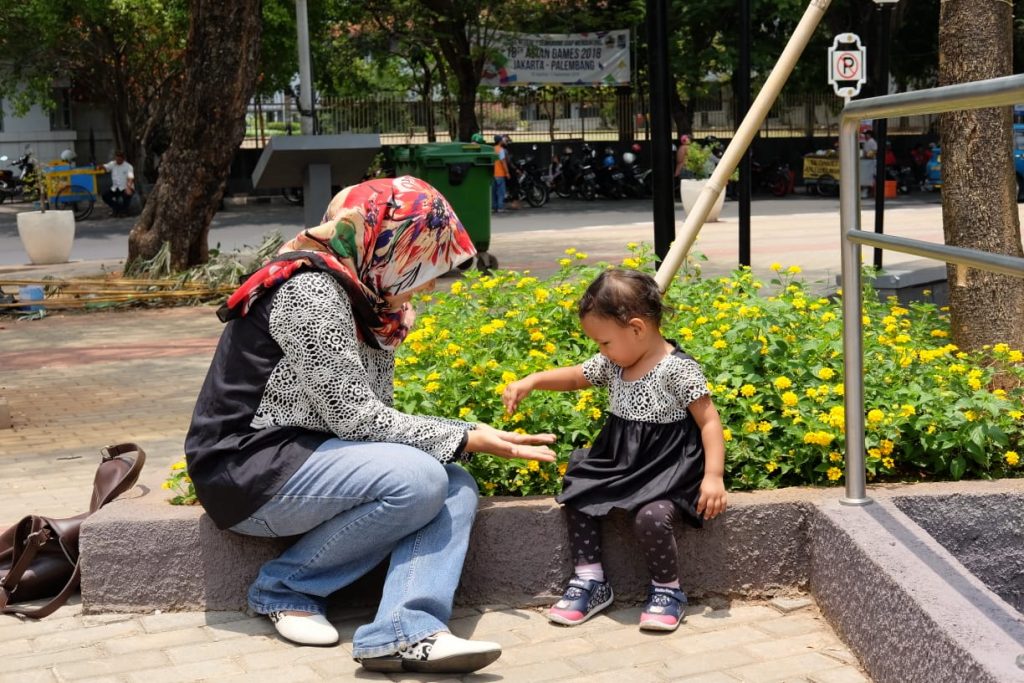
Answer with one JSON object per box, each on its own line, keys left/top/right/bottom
{"left": 722, "top": 428, "right": 732, "bottom": 442}
{"left": 770, "top": 262, "right": 782, "bottom": 272}
{"left": 930, "top": 329, "right": 949, "bottom": 338}
{"left": 866, "top": 409, "right": 885, "bottom": 425}
{"left": 534, "top": 288, "right": 550, "bottom": 303}
{"left": 424, "top": 382, "right": 440, "bottom": 393}
{"left": 899, "top": 404, "right": 916, "bottom": 417}
{"left": 781, "top": 391, "right": 798, "bottom": 407}
{"left": 559, "top": 258, "right": 572, "bottom": 267}
{"left": 527, "top": 460, "right": 540, "bottom": 471}
{"left": 868, "top": 448, "right": 881, "bottom": 459}
{"left": 564, "top": 247, "right": 577, "bottom": 255}
{"left": 787, "top": 265, "right": 802, "bottom": 274}
{"left": 501, "top": 371, "right": 518, "bottom": 383}
{"left": 757, "top": 421, "right": 772, "bottom": 433}
{"left": 590, "top": 407, "right": 603, "bottom": 420}
{"left": 1009, "top": 410, "right": 1023, "bottom": 420}
{"left": 882, "top": 457, "right": 895, "bottom": 469}
{"left": 523, "top": 316, "right": 539, "bottom": 326}
{"left": 773, "top": 376, "right": 792, "bottom": 390}
{"left": 820, "top": 312, "right": 836, "bottom": 323}
{"left": 450, "top": 281, "right": 464, "bottom": 295}
{"left": 765, "top": 461, "right": 778, "bottom": 473}
{"left": 452, "top": 358, "right": 467, "bottom": 369}
{"left": 968, "top": 377, "right": 982, "bottom": 391}
{"left": 626, "top": 242, "right": 638, "bottom": 249}
{"left": 827, "top": 467, "right": 843, "bottom": 481}
{"left": 829, "top": 451, "right": 843, "bottom": 462}
{"left": 161, "top": 481, "right": 172, "bottom": 490}
{"left": 575, "top": 252, "right": 588, "bottom": 260}
{"left": 803, "top": 431, "right": 835, "bottom": 446}
{"left": 1009, "top": 350, "right": 1023, "bottom": 363}
{"left": 740, "top": 384, "right": 756, "bottom": 397}
{"left": 621, "top": 257, "right": 641, "bottom": 269}
{"left": 880, "top": 439, "right": 894, "bottom": 456}
{"left": 712, "top": 340, "right": 727, "bottom": 349}
{"left": 530, "top": 331, "right": 545, "bottom": 342}
{"left": 817, "top": 368, "right": 835, "bottom": 381}
{"left": 964, "top": 410, "right": 977, "bottom": 422}
{"left": 171, "top": 461, "right": 186, "bottom": 471}
{"left": 751, "top": 403, "right": 764, "bottom": 414}
{"left": 1005, "top": 451, "right": 1020, "bottom": 466}
{"left": 459, "top": 407, "right": 471, "bottom": 418}
{"left": 558, "top": 463, "right": 568, "bottom": 476}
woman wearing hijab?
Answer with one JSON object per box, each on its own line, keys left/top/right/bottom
{"left": 185, "top": 176, "right": 555, "bottom": 674}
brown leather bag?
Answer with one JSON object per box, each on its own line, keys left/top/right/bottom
{"left": 0, "top": 443, "right": 146, "bottom": 619}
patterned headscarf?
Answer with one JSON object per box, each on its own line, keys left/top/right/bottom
{"left": 220, "top": 176, "right": 476, "bottom": 349}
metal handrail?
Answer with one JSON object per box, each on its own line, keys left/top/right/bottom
{"left": 839, "top": 73, "right": 1024, "bottom": 505}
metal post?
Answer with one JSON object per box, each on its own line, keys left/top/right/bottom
{"left": 738, "top": 0, "right": 752, "bottom": 267}
{"left": 839, "top": 115, "right": 870, "bottom": 505}
{"left": 646, "top": 0, "right": 675, "bottom": 261}
{"left": 872, "top": 3, "right": 894, "bottom": 271}
{"left": 295, "top": 0, "right": 315, "bottom": 135}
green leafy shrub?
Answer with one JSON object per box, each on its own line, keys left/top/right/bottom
{"left": 165, "top": 245, "right": 1024, "bottom": 503}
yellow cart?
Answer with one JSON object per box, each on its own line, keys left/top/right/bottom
{"left": 42, "top": 165, "right": 104, "bottom": 220}
{"left": 801, "top": 154, "right": 840, "bottom": 196}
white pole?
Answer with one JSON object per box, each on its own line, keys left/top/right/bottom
{"left": 296, "top": 0, "right": 315, "bottom": 135}
{"left": 654, "top": 0, "right": 833, "bottom": 292}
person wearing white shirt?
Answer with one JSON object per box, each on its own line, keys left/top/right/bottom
{"left": 97, "top": 151, "right": 135, "bottom": 217}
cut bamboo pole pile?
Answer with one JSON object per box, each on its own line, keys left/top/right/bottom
{"left": 0, "top": 276, "right": 234, "bottom": 310}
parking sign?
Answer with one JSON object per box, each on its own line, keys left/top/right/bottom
{"left": 828, "top": 33, "right": 866, "bottom": 100}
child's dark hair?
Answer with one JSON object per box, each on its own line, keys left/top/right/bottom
{"left": 578, "top": 268, "right": 666, "bottom": 326}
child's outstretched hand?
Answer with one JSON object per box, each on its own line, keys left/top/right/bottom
{"left": 696, "top": 476, "right": 728, "bottom": 520}
{"left": 502, "top": 378, "right": 533, "bottom": 414}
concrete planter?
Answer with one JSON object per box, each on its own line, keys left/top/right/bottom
{"left": 679, "top": 178, "right": 725, "bottom": 222}
{"left": 16, "top": 209, "right": 75, "bottom": 264}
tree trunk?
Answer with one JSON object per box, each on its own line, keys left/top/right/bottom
{"left": 127, "top": 0, "right": 262, "bottom": 271}
{"left": 938, "top": 0, "right": 1023, "bottom": 352}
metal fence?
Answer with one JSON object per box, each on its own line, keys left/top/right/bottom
{"left": 243, "top": 89, "right": 938, "bottom": 148}
{"left": 838, "top": 73, "right": 1024, "bottom": 505}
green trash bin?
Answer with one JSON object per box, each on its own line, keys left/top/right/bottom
{"left": 392, "top": 142, "right": 498, "bottom": 267}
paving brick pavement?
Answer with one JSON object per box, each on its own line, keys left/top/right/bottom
{"left": 0, "top": 595, "right": 870, "bottom": 682}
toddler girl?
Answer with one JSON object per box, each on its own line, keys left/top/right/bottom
{"left": 503, "top": 268, "right": 727, "bottom": 631}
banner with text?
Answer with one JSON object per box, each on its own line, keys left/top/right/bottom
{"left": 481, "top": 30, "right": 630, "bottom": 87}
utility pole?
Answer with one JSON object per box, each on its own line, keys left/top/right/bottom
{"left": 296, "top": 0, "right": 315, "bottom": 135}
{"left": 646, "top": 0, "right": 675, "bottom": 261}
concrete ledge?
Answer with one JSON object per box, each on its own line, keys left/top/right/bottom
{"left": 80, "top": 486, "right": 822, "bottom": 613}
{"left": 809, "top": 482, "right": 1024, "bottom": 683}
{"left": 80, "top": 479, "right": 1024, "bottom": 682}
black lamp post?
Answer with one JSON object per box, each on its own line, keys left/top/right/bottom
{"left": 872, "top": 0, "right": 898, "bottom": 271}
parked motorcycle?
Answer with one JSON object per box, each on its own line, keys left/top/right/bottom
{"left": 507, "top": 148, "right": 549, "bottom": 208}
{"left": 620, "top": 149, "right": 652, "bottom": 199}
{"left": 594, "top": 147, "right": 627, "bottom": 199}
{"left": 550, "top": 144, "right": 598, "bottom": 201}
{"left": 0, "top": 151, "right": 37, "bottom": 204}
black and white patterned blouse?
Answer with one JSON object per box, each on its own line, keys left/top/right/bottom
{"left": 185, "top": 270, "right": 472, "bottom": 529}
{"left": 582, "top": 350, "right": 710, "bottom": 422}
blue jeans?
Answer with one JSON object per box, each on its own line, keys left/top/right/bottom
{"left": 492, "top": 177, "right": 506, "bottom": 211}
{"left": 229, "top": 439, "right": 479, "bottom": 658}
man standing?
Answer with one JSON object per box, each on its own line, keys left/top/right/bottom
{"left": 492, "top": 135, "right": 508, "bottom": 213}
{"left": 97, "top": 151, "right": 135, "bottom": 217}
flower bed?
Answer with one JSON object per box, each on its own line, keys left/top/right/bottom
{"left": 166, "top": 246, "right": 1024, "bottom": 503}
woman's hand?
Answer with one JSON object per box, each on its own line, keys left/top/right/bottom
{"left": 696, "top": 475, "right": 727, "bottom": 520}
{"left": 466, "top": 424, "right": 556, "bottom": 462}
{"left": 502, "top": 378, "right": 534, "bottom": 414}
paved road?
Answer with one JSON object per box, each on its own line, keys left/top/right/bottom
{"left": 1, "top": 191, "right": 957, "bottom": 295}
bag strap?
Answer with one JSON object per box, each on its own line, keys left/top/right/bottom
{"left": 0, "top": 516, "right": 67, "bottom": 617}
{"left": 90, "top": 443, "right": 147, "bottom": 513}
{"left": 2, "top": 444, "right": 146, "bottom": 619}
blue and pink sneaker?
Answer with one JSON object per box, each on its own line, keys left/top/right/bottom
{"left": 546, "top": 576, "right": 614, "bottom": 626}
{"left": 639, "top": 586, "right": 687, "bottom": 631}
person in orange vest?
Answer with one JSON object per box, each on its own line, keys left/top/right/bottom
{"left": 492, "top": 135, "right": 508, "bottom": 213}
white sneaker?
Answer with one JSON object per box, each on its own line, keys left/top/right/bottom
{"left": 358, "top": 632, "right": 502, "bottom": 673}
{"left": 268, "top": 612, "right": 339, "bottom": 646}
